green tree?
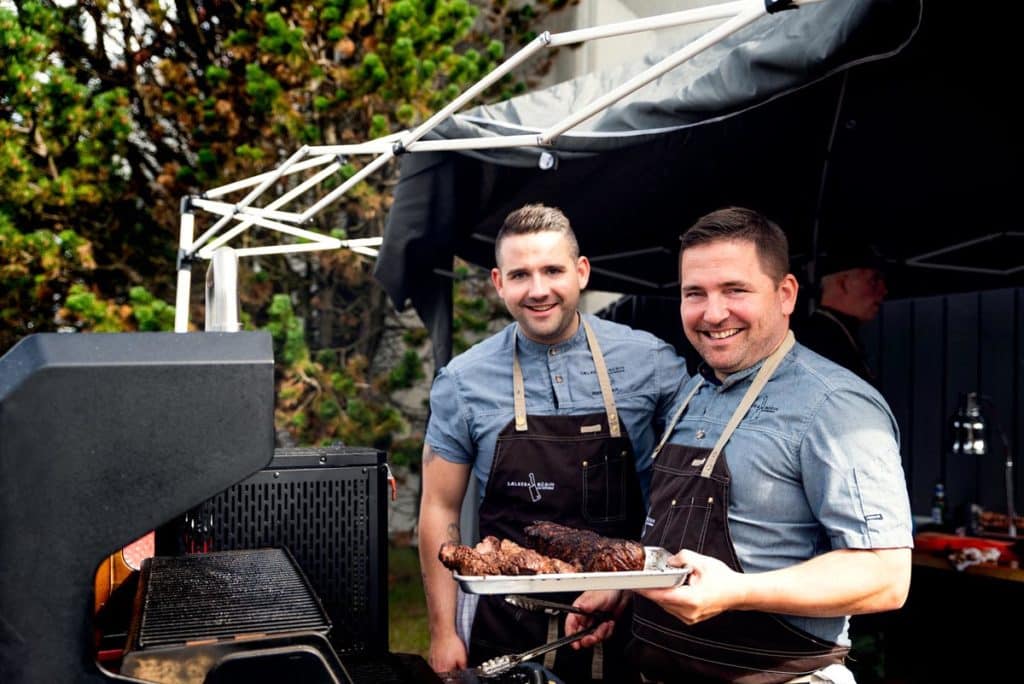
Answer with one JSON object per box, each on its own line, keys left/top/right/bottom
{"left": 1, "top": 0, "right": 573, "bottom": 448}
{"left": 0, "top": 3, "right": 171, "bottom": 348}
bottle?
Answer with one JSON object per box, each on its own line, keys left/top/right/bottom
{"left": 930, "top": 483, "right": 946, "bottom": 525}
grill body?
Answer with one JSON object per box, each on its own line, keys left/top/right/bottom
{"left": 178, "top": 446, "right": 390, "bottom": 655}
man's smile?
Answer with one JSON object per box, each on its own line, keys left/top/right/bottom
{"left": 702, "top": 328, "right": 742, "bottom": 340}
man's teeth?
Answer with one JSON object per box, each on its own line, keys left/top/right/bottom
{"left": 707, "top": 329, "right": 740, "bottom": 340}
{"left": 527, "top": 304, "right": 556, "bottom": 311}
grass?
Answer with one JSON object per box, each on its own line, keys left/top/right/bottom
{"left": 388, "top": 542, "right": 430, "bottom": 657}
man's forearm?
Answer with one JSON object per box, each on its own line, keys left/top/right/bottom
{"left": 737, "top": 547, "right": 911, "bottom": 617}
{"left": 419, "top": 508, "right": 463, "bottom": 637}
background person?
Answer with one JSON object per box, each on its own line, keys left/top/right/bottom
{"left": 418, "top": 203, "right": 688, "bottom": 683}
{"left": 797, "top": 242, "right": 888, "bottom": 382}
{"left": 569, "top": 207, "right": 912, "bottom": 684}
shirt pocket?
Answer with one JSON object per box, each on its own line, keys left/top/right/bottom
{"left": 581, "top": 448, "right": 629, "bottom": 524}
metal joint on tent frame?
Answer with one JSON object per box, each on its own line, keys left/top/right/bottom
{"left": 764, "top": 0, "right": 798, "bottom": 14}
{"left": 392, "top": 141, "right": 407, "bottom": 156}
{"left": 176, "top": 248, "right": 194, "bottom": 271}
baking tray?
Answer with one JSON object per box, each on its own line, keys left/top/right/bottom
{"left": 454, "top": 546, "right": 691, "bottom": 595}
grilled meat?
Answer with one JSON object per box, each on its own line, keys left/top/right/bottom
{"left": 438, "top": 535, "right": 576, "bottom": 576}
{"left": 524, "top": 521, "right": 645, "bottom": 572}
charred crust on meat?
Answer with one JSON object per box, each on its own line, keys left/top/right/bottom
{"left": 437, "top": 522, "right": 645, "bottom": 575}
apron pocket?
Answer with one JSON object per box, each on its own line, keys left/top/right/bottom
{"left": 660, "top": 496, "right": 714, "bottom": 553}
{"left": 582, "top": 450, "right": 629, "bottom": 524}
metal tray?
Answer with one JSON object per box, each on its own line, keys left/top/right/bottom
{"left": 454, "top": 546, "right": 691, "bottom": 595}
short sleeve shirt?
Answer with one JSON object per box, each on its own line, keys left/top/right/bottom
{"left": 663, "top": 342, "right": 913, "bottom": 645}
{"left": 426, "top": 314, "right": 689, "bottom": 503}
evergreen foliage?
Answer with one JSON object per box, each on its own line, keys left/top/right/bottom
{"left": 1, "top": 0, "right": 571, "bottom": 450}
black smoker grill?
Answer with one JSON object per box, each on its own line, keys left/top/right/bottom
{"left": 0, "top": 333, "right": 440, "bottom": 684}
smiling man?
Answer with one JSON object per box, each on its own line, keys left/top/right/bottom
{"left": 418, "top": 204, "right": 688, "bottom": 683}
{"left": 568, "top": 207, "right": 913, "bottom": 684}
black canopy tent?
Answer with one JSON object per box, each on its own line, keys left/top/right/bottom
{"left": 374, "top": 0, "right": 1023, "bottom": 368}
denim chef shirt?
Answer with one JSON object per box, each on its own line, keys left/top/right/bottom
{"left": 426, "top": 314, "right": 689, "bottom": 505}
{"left": 659, "top": 341, "right": 913, "bottom": 646}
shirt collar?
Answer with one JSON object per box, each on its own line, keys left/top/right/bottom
{"left": 514, "top": 313, "right": 587, "bottom": 356}
{"left": 697, "top": 335, "right": 795, "bottom": 391}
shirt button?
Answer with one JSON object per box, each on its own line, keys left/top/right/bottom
{"left": 555, "top": 375, "right": 563, "bottom": 384}
{"left": 695, "top": 430, "right": 706, "bottom": 440}
{"left": 549, "top": 348, "right": 558, "bottom": 356}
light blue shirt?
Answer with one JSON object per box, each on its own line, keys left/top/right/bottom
{"left": 426, "top": 314, "right": 689, "bottom": 503}
{"left": 662, "top": 341, "right": 913, "bottom": 645}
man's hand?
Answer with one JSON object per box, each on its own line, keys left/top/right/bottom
{"left": 635, "top": 549, "right": 740, "bottom": 625}
{"left": 428, "top": 631, "right": 468, "bottom": 673}
{"left": 566, "top": 589, "right": 629, "bottom": 650}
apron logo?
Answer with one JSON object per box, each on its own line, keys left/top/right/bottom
{"left": 750, "top": 395, "right": 779, "bottom": 419}
{"left": 507, "top": 472, "right": 555, "bottom": 502}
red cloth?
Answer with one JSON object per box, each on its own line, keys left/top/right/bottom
{"left": 915, "top": 532, "right": 1018, "bottom": 563}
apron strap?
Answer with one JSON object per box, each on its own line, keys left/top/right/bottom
{"left": 701, "top": 330, "right": 795, "bottom": 478}
{"left": 544, "top": 615, "right": 558, "bottom": 670}
{"left": 581, "top": 317, "right": 621, "bottom": 438}
{"left": 651, "top": 377, "right": 704, "bottom": 460}
{"left": 512, "top": 341, "right": 528, "bottom": 431}
{"left": 511, "top": 317, "right": 621, "bottom": 437}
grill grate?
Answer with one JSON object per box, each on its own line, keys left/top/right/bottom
{"left": 135, "top": 548, "right": 330, "bottom": 648}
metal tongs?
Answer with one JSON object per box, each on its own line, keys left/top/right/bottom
{"left": 474, "top": 595, "right": 613, "bottom": 678}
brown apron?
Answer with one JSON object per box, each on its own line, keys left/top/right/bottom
{"left": 630, "top": 332, "right": 850, "bottom": 684}
{"left": 469, "top": 319, "right": 645, "bottom": 684}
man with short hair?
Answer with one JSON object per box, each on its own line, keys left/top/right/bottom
{"left": 569, "top": 207, "right": 912, "bottom": 683}
{"left": 798, "top": 244, "right": 888, "bottom": 382}
{"left": 418, "top": 203, "right": 688, "bottom": 683}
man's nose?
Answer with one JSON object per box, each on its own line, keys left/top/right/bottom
{"left": 704, "top": 295, "right": 729, "bottom": 324}
{"left": 528, "top": 274, "right": 551, "bottom": 298}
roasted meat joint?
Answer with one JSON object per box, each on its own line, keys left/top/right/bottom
{"left": 439, "top": 521, "right": 645, "bottom": 575}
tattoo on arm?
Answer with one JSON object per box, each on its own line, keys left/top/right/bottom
{"left": 422, "top": 444, "right": 437, "bottom": 466}
{"left": 446, "top": 522, "right": 461, "bottom": 544}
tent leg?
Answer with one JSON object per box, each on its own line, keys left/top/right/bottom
{"left": 175, "top": 202, "right": 195, "bottom": 333}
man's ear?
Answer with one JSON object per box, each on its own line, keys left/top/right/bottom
{"left": 577, "top": 256, "right": 591, "bottom": 290}
{"left": 779, "top": 273, "right": 799, "bottom": 315}
{"left": 490, "top": 267, "right": 503, "bottom": 296}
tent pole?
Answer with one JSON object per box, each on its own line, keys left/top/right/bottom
{"left": 174, "top": 199, "right": 195, "bottom": 333}
{"left": 808, "top": 70, "right": 851, "bottom": 314}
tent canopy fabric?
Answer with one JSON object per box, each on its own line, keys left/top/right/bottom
{"left": 374, "top": 0, "right": 1021, "bottom": 366}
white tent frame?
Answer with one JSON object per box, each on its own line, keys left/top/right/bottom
{"left": 174, "top": 0, "right": 823, "bottom": 332}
